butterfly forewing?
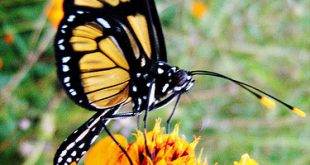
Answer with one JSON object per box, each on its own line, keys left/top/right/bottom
{"left": 55, "top": 13, "right": 131, "bottom": 110}
{"left": 55, "top": 0, "right": 167, "bottom": 110}
{"left": 63, "top": 0, "right": 166, "bottom": 61}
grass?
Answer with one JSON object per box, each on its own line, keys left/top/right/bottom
{"left": 0, "top": 0, "right": 309, "bottom": 164}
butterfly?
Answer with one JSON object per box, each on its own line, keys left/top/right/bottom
{"left": 53, "top": 0, "right": 305, "bottom": 164}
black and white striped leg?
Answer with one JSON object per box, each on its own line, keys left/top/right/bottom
{"left": 53, "top": 106, "right": 120, "bottom": 165}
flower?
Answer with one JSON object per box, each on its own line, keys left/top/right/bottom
{"left": 85, "top": 119, "right": 207, "bottom": 165}
{"left": 233, "top": 153, "right": 259, "bottom": 165}
{"left": 0, "top": 58, "right": 3, "bottom": 70}
{"left": 47, "top": 0, "right": 64, "bottom": 28}
{"left": 3, "top": 32, "right": 14, "bottom": 45}
{"left": 191, "top": 1, "right": 208, "bottom": 19}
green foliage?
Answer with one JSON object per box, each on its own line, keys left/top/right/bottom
{"left": 0, "top": 0, "right": 309, "bottom": 164}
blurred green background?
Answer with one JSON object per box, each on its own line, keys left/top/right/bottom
{"left": 0, "top": 0, "right": 309, "bottom": 164}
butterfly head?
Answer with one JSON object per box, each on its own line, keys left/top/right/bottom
{"left": 152, "top": 62, "right": 194, "bottom": 97}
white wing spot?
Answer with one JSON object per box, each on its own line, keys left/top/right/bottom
{"left": 71, "top": 151, "right": 77, "bottom": 157}
{"left": 66, "top": 142, "right": 75, "bottom": 150}
{"left": 71, "top": 91, "right": 77, "bottom": 96}
{"left": 62, "top": 25, "right": 68, "bottom": 29}
{"left": 137, "top": 98, "right": 142, "bottom": 105}
{"left": 97, "top": 18, "right": 111, "bottom": 28}
{"left": 62, "top": 56, "right": 71, "bottom": 63}
{"left": 64, "top": 77, "right": 70, "bottom": 83}
{"left": 60, "top": 150, "right": 67, "bottom": 157}
{"left": 75, "top": 129, "right": 89, "bottom": 142}
{"left": 65, "top": 83, "right": 71, "bottom": 87}
{"left": 58, "top": 157, "right": 63, "bottom": 163}
{"left": 58, "top": 39, "right": 64, "bottom": 44}
{"left": 132, "top": 86, "right": 137, "bottom": 92}
{"left": 79, "top": 143, "right": 85, "bottom": 149}
{"left": 136, "top": 73, "right": 141, "bottom": 78}
{"left": 62, "top": 65, "right": 69, "bottom": 72}
{"left": 66, "top": 157, "right": 72, "bottom": 163}
{"left": 77, "top": 10, "right": 84, "bottom": 14}
{"left": 91, "top": 135, "right": 99, "bottom": 144}
{"left": 59, "top": 45, "right": 65, "bottom": 50}
{"left": 67, "top": 15, "right": 76, "bottom": 22}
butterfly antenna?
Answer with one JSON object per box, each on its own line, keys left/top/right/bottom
{"left": 190, "top": 70, "right": 306, "bottom": 117}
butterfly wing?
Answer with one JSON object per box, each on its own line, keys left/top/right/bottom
{"left": 61, "top": 0, "right": 167, "bottom": 61}
{"left": 54, "top": 106, "right": 119, "bottom": 165}
{"left": 55, "top": 0, "right": 167, "bottom": 110}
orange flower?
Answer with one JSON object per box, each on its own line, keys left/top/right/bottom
{"left": 191, "top": 1, "right": 208, "bottom": 19}
{"left": 233, "top": 153, "right": 259, "bottom": 165}
{"left": 47, "top": 0, "right": 64, "bottom": 28}
{"left": 3, "top": 33, "right": 14, "bottom": 45}
{"left": 0, "top": 58, "right": 3, "bottom": 70}
{"left": 85, "top": 119, "right": 207, "bottom": 165}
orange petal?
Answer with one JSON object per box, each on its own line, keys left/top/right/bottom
{"left": 47, "top": 0, "right": 64, "bottom": 28}
{"left": 191, "top": 1, "right": 208, "bottom": 19}
{"left": 85, "top": 134, "right": 128, "bottom": 165}
{"left": 3, "top": 33, "right": 14, "bottom": 45}
{"left": 0, "top": 58, "right": 3, "bottom": 70}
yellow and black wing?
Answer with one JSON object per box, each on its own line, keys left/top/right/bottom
{"left": 63, "top": 0, "right": 167, "bottom": 61}
{"left": 55, "top": 0, "right": 167, "bottom": 111}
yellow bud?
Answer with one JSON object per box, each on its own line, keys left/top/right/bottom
{"left": 292, "top": 107, "right": 306, "bottom": 117}
{"left": 260, "top": 96, "right": 276, "bottom": 109}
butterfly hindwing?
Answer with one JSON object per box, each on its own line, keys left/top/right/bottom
{"left": 54, "top": 107, "right": 120, "bottom": 165}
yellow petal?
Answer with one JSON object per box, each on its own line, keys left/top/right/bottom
{"left": 191, "top": 1, "right": 208, "bottom": 19}
{"left": 234, "top": 153, "right": 259, "bottom": 165}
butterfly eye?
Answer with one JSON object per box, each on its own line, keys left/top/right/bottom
{"left": 172, "top": 70, "right": 189, "bottom": 87}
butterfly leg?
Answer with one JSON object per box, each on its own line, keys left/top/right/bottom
{"left": 166, "top": 94, "right": 182, "bottom": 133}
{"left": 141, "top": 79, "right": 157, "bottom": 158}
{"left": 102, "top": 118, "right": 133, "bottom": 165}
{"left": 53, "top": 107, "right": 119, "bottom": 165}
